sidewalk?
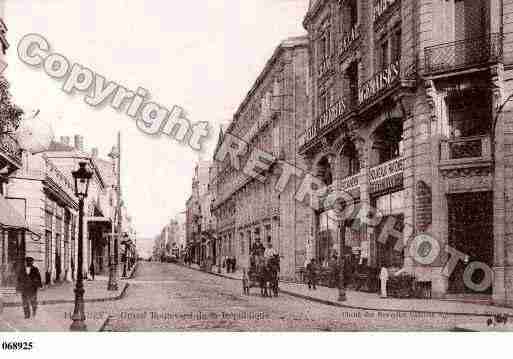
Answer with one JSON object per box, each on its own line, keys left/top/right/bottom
{"left": 0, "top": 278, "right": 129, "bottom": 332}
{"left": 1, "top": 277, "right": 128, "bottom": 307}
{"left": 187, "top": 265, "right": 513, "bottom": 317}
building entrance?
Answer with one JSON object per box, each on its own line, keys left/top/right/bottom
{"left": 448, "top": 191, "right": 493, "bottom": 294}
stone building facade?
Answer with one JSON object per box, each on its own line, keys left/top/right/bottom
{"left": 300, "top": 0, "right": 513, "bottom": 303}
{"left": 211, "top": 36, "right": 310, "bottom": 281}
{"left": 8, "top": 136, "right": 117, "bottom": 284}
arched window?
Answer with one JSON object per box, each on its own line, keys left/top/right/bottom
{"left": 341, "top": 140, "right": 360, "bottom": 177}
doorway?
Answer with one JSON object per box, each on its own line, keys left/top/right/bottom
{"left": 448, "top": 191, "right": 493, "bottom": 294}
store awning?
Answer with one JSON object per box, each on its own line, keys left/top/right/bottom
{"left": 0, "top": 196, "right": 28, "bottom": 229}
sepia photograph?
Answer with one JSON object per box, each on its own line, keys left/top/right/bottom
{"left": 0, "top": 1, "right": 512, "bottom": 350}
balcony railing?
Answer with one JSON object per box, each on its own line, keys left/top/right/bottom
{"left": 339, "top": 24, "right": 360, "bottom": 57}
{"left": 441, "top": 135, "right": 491, "bottom": 161}
{"left": 318, "top": 56, "right": 334, "bottom": 79}
{"left": 358, "top": 60, "right": 401, "bottom": 105}
{"left": 299, "top": 99, "right": 355, "bottom": 150}
{"left": 373, "top": 0, "right": 400, "bottom": 23}
{"left": 424, "top": 34, "right": 503, "bottom": 75}
{"left": 0, "top": 133, "right": 22, "bottom": 168}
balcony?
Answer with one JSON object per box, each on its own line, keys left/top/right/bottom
{"left": 318, "top": 56, "right": 335, "bottom": 79}
{"left": 424, "top": 34, "right": 503, "bottom": 75}
{"left": 440, "top": 135, "right": 491, "bottom": 162}
{"left": 373, "top": 0, "right": 400, "bottom": 24}
{"left": 358, "top": 60, "right": 401, "bottom": 106}
{"left": 0, "top": 133, "right": 22, "bottom": 169}
{"left": 339, "top": 24, "right": 360, "bottom": 58}
{"left": 299, "top": 99, "right": 356, "bottom": 152}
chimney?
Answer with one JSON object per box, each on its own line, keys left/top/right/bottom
{"left": 74, "top": 135, "right": 84, "bottom": 151}
{"left": 60, "top": 136, "right": 70, "bottom": 146}
{"left": 91, "top": 147, "right": 99, "bottom": 158}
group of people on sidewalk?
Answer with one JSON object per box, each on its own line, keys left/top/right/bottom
{"left": 305, "top": 252, "right": 342, "bottom": 291}
{"left": 223, "top": 256, "right": 237, "bottom": 273}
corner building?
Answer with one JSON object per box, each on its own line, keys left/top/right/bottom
{"left": 212, "top": 37, "right": 310, "bottom": 281}
{"left": 301, "top": 0, "right": 513, "bottom": 303}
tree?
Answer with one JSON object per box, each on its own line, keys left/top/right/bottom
{"left": 0, "top": 76, "right": 23, "bottom": 134}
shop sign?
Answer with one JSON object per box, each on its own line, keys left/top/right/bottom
{"left": 358, "top": 60, "right": 400, "bottom": 104}
{"left": 340, "top": 174, "right": 359, "bottom": 192}
{"left": 370, "top": 173, "right": 403, "bottom": 194}
{"left": 369, "top": 157, "right": 404, "bottom": 193}
{"left": 318, "top": 100, "right": 347, "bottom": 131}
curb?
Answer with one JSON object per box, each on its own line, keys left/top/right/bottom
{"left": 178, "top": 263, "right": 511, "bottom": 318}
{"left": 3, "top": 282, "right": 130, "bottom": 308}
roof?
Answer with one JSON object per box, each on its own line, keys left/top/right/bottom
{"left": 226, "top": 35, "right": 308, "bottom": 135}
{"left": 0, "top": 196, "right": 28, "bottom": 229}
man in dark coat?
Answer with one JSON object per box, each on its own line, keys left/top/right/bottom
{"left": 16, "top": 257, "right": 43, "bottom": 319}
{"left": 306, "top": 259, "right": 319, "bottom": 290}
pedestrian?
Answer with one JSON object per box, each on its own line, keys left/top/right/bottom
{"left": 306, "top": 259, "right": 318, "bottom": 290}
{"left": 16, "top": 257, "right": 42, "bottom": 319}
{"left": 89, "top": 262, "right": 95, "bottom": 281}
{"left": 379, "top": 266, "right": 389, "bottom": 298}
{"left": 232, "top": 256, "right": 237, "bottom": 272}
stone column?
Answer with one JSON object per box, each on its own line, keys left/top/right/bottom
{"left": 491, "top": 65, "right": 509, "bottom": 305}
{"left": 355, "top": 138, "right": 373, "bottom": 266}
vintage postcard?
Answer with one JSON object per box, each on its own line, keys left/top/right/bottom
{"left": 0, "top": 0, "right": 511, "bottom": 341}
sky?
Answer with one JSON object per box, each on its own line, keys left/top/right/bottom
{"left": 5, "top": 0, "right": 309, "bottom": 239}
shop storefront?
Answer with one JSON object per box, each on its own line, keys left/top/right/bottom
{"left": 0, "top": 196, "right": 30, "bottom": 289}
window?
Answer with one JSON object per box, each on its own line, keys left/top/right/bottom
{"left": 380, "top": 40, "right": 389, "bottom": 71}
{"left": 240, "top": 233, "right": 245, "bottom": 255}
{"left": 447, "top": 93, "right": 490, "bottom": 138}
{"left": 374, "top": 190, "right": 405, "bottom": 267}
{"left": 348, "top": 156, "right": 360, "bottom": 176}
{"left": 319, "top": 36, "right": 327, "bottom": 61}
{"left": 391, "top": 28, "right": 401, "bottom": 63}
{"left": 319, "top": 91, "right": 329, "bottom": 115}
{"left": 375, "top": 190, "right": 405, "bottom": 216}
{"left": 347, "top": 61, "right": 359, "bottom": 104}
{"left": 373, "top": 119, "right": 404, "bottom": 164}
{"left": 349, "top": 0, "right": 358, "bottom": 27}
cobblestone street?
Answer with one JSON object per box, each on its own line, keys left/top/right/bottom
{"left": 97, "top": 262, "right": 487, "bottom": 331}
{"left": 0, "top": 262, "right": 497, "bottom": 331}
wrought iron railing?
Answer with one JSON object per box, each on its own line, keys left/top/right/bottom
{"left": 299, "top": 98, "right": 356, "bottom": 149}
{"left": 424, "top": 34, "right": 503, "bottom": 74}
{"left": 339, "top": 24, "right": 360, "bottom": 57}
{"left": 358, "top": 60, "right": 401, "bottom": 105}
{"left": 0, "top": 133, "right": 22, "bottom": 167}
{"left": 318, "top": 56, "right": 334, "bottom": 79}
{"left": 441, "top": 135, "right": 491, "bottom": 161}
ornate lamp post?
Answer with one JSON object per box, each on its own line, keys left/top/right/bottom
{"left": 70, "top": 161, "right": 92, "bottom": 331}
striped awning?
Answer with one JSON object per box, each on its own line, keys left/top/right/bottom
{"left": 0, "top": 196, "right": 28, "bottom": 229}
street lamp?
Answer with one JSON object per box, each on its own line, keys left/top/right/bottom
{"left": 122, "top": 233, "right": 129, "bottom": 278}
{"left": 107, "top": 144, "right": 120, "bottom": 291}
{"left": 70, "top": 161, "right": 93, "bottom": 331}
